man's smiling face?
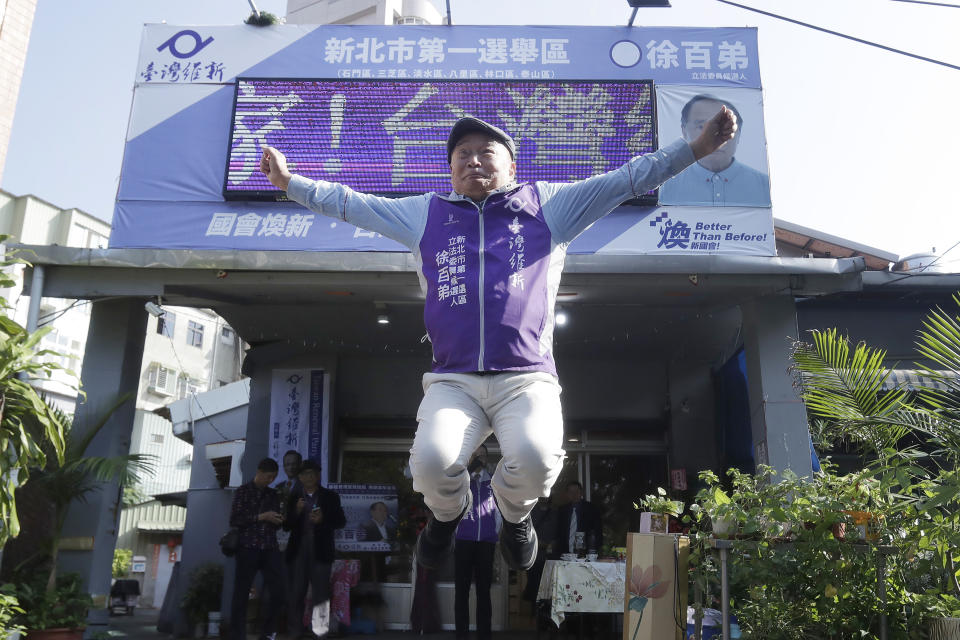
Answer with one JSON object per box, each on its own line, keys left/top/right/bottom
{"left": 449, "top": 132, "right": 516, "bottom": 201}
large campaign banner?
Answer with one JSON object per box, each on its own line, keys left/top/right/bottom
{"left": 111, "top": 24, "right": 774, "bottom": 256}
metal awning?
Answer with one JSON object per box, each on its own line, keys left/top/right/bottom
{"left": 136, "top": 520, "right": 185, "bottom": 533}
{"left": 881, "top": 369, "right": 956, "bottom": 392}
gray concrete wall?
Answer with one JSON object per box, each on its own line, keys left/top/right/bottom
{"left": 173, "top": 404, "right": 248, "bottom": 637}
{"left": 742, "top": 296, "right": 813, "bottom": 477}
{"left": 56, "top": 299, "right": 147, "bottom": 639}
{"left": 667, "top": 360, "right": 719, "bottom": 476}
{"left": 797, "top": 304, "right": 933, "bottom": 362}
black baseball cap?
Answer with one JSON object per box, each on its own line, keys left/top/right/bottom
{"left": 447, "top": 117, "right": 516, "bottom": 163}
{"left": 298, "top": 460, "right": 321, "bottom": 474}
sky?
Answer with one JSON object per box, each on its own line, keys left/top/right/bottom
{"left": 3, "top": 0, "right": 959, "bottom": 258}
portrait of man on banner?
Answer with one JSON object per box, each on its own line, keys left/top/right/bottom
{"left": 657, "top": 86, "right": 772, "bottom": 208}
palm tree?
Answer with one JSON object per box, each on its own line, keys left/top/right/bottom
{"left": 30, "top": 394, "right": 155, "bottom": 593}
{"left": 790, "top": 294, "right": 960, "bottom": 599}
{"left": 0, "top": 242, "right": 70, "bottom": 546}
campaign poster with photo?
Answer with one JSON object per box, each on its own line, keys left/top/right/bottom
{"left": 657, "top": 86, "right": 771, "bottom": 208}
{"left": 329, "top": 483, "right": 399, "bottom": 552}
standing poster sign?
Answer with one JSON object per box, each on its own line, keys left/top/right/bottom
{"left": 329, "top": 483, "right": 399, "bottom": 552}
{"left": 268, "top": 368, "right": 330, "bottom": 486}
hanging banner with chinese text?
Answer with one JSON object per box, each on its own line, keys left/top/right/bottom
{"left": 268, "top": 368, "right": 329, "bottom": 486}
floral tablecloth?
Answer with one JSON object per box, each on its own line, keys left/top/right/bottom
{"left": 536, "top": 559, "right": 626, "bottom": 626}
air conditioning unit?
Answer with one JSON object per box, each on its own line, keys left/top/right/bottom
{"left": 149, "top": 365, "right": 176, "bottom": 396}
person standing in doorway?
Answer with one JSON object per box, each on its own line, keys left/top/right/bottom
{"left": 553, "top": 481, "right": 603, "bottom": 557}
{"left": 284, "top": 460, "right": 346, "bottom": 639}
{"left": 454, "top": 444, "right": 500, "bottom": 640}
{"left": 228, "top": 457, "right": 286, "bottom": 640}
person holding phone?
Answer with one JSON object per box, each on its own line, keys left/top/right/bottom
{"left": 228, "top": 457, "right": 285, "bottom": 640}
{"left": 283, "top": 460, "right": 346, "bottom": 639}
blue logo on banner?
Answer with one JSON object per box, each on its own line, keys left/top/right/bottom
{"left": 158, "top": 30, "right": 214, "bottom": 59}
{"left": 652, "top": 213, "right": 691, "bottom": 250}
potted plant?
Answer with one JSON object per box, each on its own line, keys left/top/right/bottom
{"left": 180, "top": 563, "right": 223, "bottom": 638}
{"left": 12, "top": 574, "right": 90, "bottom": 640}
{"left": 0, "top": 585, "right": 24, "bottom": 640}
{"left": 634, "top": 487, "right": 683, "bottom": 533}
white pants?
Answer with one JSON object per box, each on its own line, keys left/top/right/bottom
{"left": 409, "top": 371, "right": 566, "bottom": 524}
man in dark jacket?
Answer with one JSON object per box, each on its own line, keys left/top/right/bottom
{"left": 284, "top": 460, "right": 346, "bottom": 639}
{"left": 229, "top": 457, "right": 285, "bottom": 640}
{"left": 553, "top": 481, "right": 603, "bottom": 557}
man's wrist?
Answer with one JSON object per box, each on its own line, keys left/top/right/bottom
{"left": 689, "top": 139, "right": 710, "bottom": 161}
{"left": 276, "top": 173, "right": 292, "bottom": 192}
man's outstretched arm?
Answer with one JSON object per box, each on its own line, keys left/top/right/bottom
{"left": 540, "top": 105, "right": 739, "bottom": 244}
{"left": 259, "top": 146, "right": 430, "bottom": 250}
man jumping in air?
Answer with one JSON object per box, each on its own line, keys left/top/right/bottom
{"left": 260, "top": 107, "right": 736, "bottom": 572}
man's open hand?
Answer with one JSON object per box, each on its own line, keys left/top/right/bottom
{"left": 689, "top": 105, "right": 738, "bottom": 160}
{"left": 260, "top": 146, "right": 292, "bottom": 191}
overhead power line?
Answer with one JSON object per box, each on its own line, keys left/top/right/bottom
{"left": 714, "top": 0, "right": 960, "bottom": 71}
{"left": 891, "top": 0, "right": 960, "bottom": 8}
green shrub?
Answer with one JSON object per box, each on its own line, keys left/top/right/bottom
{"left": 181, "top": 563, "right": 223, "bottom": 625}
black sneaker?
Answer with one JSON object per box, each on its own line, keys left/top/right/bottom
{"left": 499, "top": 514, "right": 538, "bottom": 570}
{"left": 414, "top": 508, "right": 465, "bottom": 570}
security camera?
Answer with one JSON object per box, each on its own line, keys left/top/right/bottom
{"left": 145, "top": 301, "right": 166, "bottom": 318}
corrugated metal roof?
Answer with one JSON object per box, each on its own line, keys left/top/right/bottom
{"left": 118, "top": 501, "right": 187, "bottom": 540}
{"left": 774, "top": 218, "right": 898, "bottom": 271}
{"left": 136, "top": 521, "right": 185, "bottom": 533}
{"left": 881, "top": 370, "right": 955, "bottom": 392}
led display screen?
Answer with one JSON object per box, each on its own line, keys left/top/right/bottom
{"left": 224, "top": 78, "right": 656, "bottom": 200}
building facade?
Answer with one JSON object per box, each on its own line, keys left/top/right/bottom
{"left": 0, "top": 188, "right": 246, "bottom": 606}
{"left": 0, "top": 189, "right": 110, "bottom": 412}
{"left": 285, "top": 0, "right": 443, "bottom": 25}
{"left": 0, "top": 0, "right": 38, "bottom": 181}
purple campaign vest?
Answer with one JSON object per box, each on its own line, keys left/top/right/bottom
{"left": 419, "top": 184, "right": 557, "bottom": 376}
{"left": 456, "top": 473, "right": 499, "bottom": 544}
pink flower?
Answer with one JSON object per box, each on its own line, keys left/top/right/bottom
{"left": 629, "top": 565, "right": 670, "bottom": 600}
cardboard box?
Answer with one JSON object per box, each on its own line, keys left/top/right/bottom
{"left": 623, "top": 533, "right": 689, "bottom": 640}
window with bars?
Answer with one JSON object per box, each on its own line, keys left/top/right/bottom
{"left": 177, "top": 377, "right": 202, "bottom": 399}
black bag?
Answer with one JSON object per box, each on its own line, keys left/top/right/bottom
{"left": 219, "top": 527, "right": 240, "bottom": 556}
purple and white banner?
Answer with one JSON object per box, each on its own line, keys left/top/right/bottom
{"left": 269, "top": 368, "right": 330, "bottom": 486}
{"left": 111, "top": 24, "right": 772, "bottom": 254}
{"left": 136, "top": 25, "right": 760, "bottom": 88}
{"left": 592, "top": 206, "right": 775, "bottom": 255}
